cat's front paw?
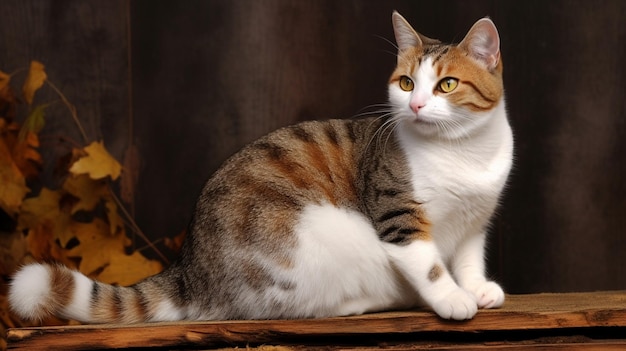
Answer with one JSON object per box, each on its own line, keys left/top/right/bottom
{"left": 466, "top": 281, "right": 505, "bottom": 309}
{"left": 432, "top": 288, "right": 477, "bottom": 320}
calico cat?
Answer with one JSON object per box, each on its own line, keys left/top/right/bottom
{"left": 9, "top": 11, "right": 512, "bottom": 323}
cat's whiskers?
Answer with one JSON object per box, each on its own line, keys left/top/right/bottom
{"left": 376, "top": 34, "right": 400, "bottom": 52}
{"left": 356, "top": 102, "right": 394, "bottom": 112}
{"left": 370, "top": 114, "right": 399, "bottom": 153}
{"left": 358, "top": 103, "right": 395, "bottom": 147}
{"left": 424, "top": 108, "right": 474, "bottom": 146}
{"left": 375, "top": 34, "right": 401, "bottom": 60}
{"left": 381, "top": 117, "right": 403, "bottom": 156}
{"left": 364, "top": 112, "right": 400, "bottom": 155}
{"left": 353, "top": 105, "right": 394, "bottom": 119}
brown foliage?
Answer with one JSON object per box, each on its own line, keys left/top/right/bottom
{"left": 0, "top": 62, "right": 179, "bottom": 344}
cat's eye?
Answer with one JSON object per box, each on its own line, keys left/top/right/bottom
{"left": 438, "top": 78, "right": 458, "bottom": 93}
{"left": 399, "top": 76, "right": 414, "bottom": 91}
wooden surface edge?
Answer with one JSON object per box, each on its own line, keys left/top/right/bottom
{"left": 7, "top": 291, "right": 626, "bottom": 350}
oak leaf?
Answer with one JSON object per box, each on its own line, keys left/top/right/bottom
{"left": 69, "top": 141, "right": 122, "bottom": 180}
{"left": 22, "top": 61, "right": 47, "bottom": 105}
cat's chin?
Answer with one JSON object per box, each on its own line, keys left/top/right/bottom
{"left": 404, "top": 115, "right": 441, "bottom": 137}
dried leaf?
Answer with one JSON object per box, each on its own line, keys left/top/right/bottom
{"left": 54, "top": 147, "right": 83, "bottom": 179}
{"left": 120, "top": 144, "right": 140, "bottom": 206}
{"left": 64, "top": 217, "right": 162, "bottom": 285}
{"left": 0, "top": 70, "right": 9, "bottom": 91}
{"left": 0, "top": 230, "right": 27, "bottom": 276}
{"left": 18, "top": 188, "right": 62, "bottom": 230}
{"left": 104, "top": 198, "right": 124, "bottom": 235}
{"left": 12, "top": 130, "right": 43, "bottom": 179}
{"left": 25, "top": 221, "right": 54, "bottom": 261}
{"left": 22, "top": 61, "right": 47, "bottom": 105}
{"left": 69, "top": 141, "right": 122, "bottom": 180}
{"left": 66, "top": 218, "right": 130, "bottom": 276}
{"left": 62, "top": 174, "right": 108, "bottom": 214}
{"left": 164, "top": 230, "right": 186, "bottom": 254}
{"left": 18, "top": 188, "right": 74, "bottom": 247}
{"left": 25, "top": 222, "right": 74, "bottom": 268}
{"left": 0, "top": 119, "right": 19, "bottom": 152}
{"left": 53, "top": 212, "right": 74, "bottom": 249}
{"left": 0, "top": 170, "right": 29, "bottom": 216}
{"left": 18, "top": 104, "right": 47, "bottom": 141}
{"left": 0, "top": 138, "right": 29, "bottom": 216}
{"left": 96, "top": 250, "right": 163, "bottom": 286}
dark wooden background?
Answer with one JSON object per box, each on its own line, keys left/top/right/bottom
{"left": 1, "top": 0, "right": 624, "bottom": 294}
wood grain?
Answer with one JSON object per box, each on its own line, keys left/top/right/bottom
{"left": 7, "top": 291, "right": 626, "bottom": 350}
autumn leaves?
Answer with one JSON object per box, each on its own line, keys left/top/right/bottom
{"left": 70, "top": 141, "right": 122, "bottom": 180}
{"left": 0, "top": 61, "right": 166, "bottom": 330}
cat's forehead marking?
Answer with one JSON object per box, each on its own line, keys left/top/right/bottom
{"left": 423, "top": 44, "right": 451, "bottom": 64}
{"left": 415, "top": 57, "right": 438, "bottom": 85}
{"left": 398, "top": 44, "right": 453, "bottom": 78}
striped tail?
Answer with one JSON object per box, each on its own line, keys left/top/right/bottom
{"left": 8, "top": 263, "right": 185, "bottom": 324}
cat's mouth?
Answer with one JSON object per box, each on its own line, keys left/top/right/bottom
{"left": 412, "top": 114, "right": 438, "bottom": 126}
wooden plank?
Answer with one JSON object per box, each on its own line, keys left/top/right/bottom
{"left": 7, "top": 291, "right": 626, "bottom": 350}
{"left": 209, "top": 340, "right": 626, "bottom": 351}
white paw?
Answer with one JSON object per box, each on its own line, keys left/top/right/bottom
{"left": 432, "top": 288, "right": 478, "bottom": 320}
{"left": 467, "top": 281, "right": 505, "bottom": 309}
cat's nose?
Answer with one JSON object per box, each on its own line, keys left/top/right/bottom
{"left": 409, "top": 93, "right": 427, "bottom": 113}
{"left": 410, "top": 100, "right": 426, "bottom": 113}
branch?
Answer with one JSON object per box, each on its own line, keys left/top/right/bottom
{"left": 45, "top": 80, "right": 89, "bottom": 143}
{"left": 108, "top": 184, "right": 170, "bottom": 265}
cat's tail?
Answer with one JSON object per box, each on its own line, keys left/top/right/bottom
{"left": 8, "top": 263, "right": 185, "bottom": 324}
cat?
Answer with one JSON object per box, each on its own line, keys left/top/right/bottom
{"left": 9, "top": 11, "right": 512, "bottom": 324}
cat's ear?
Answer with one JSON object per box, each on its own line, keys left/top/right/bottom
{"left": 392, "top": 11, "right": 422, "bottom": 52}
{"left": 459, "top": 17, "right": 501, "bottom": 70}
{"left": 392, "top": 11, "right": 439, "bottom": 53}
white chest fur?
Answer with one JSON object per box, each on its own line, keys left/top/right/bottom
{"left": 395, "top": 101, "right": 513, "bottom": 260}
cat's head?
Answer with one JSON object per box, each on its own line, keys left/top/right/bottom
{"left": 388, "top": 12, "right": 504, "bottom": 140}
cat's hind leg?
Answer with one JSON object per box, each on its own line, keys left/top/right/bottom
{"left": 286, "top": 203, "right": 406, "bottom": 318}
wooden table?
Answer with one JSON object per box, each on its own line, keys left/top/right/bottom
{"left": 7, "top": 291, "right": 626, "bottom": 350}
